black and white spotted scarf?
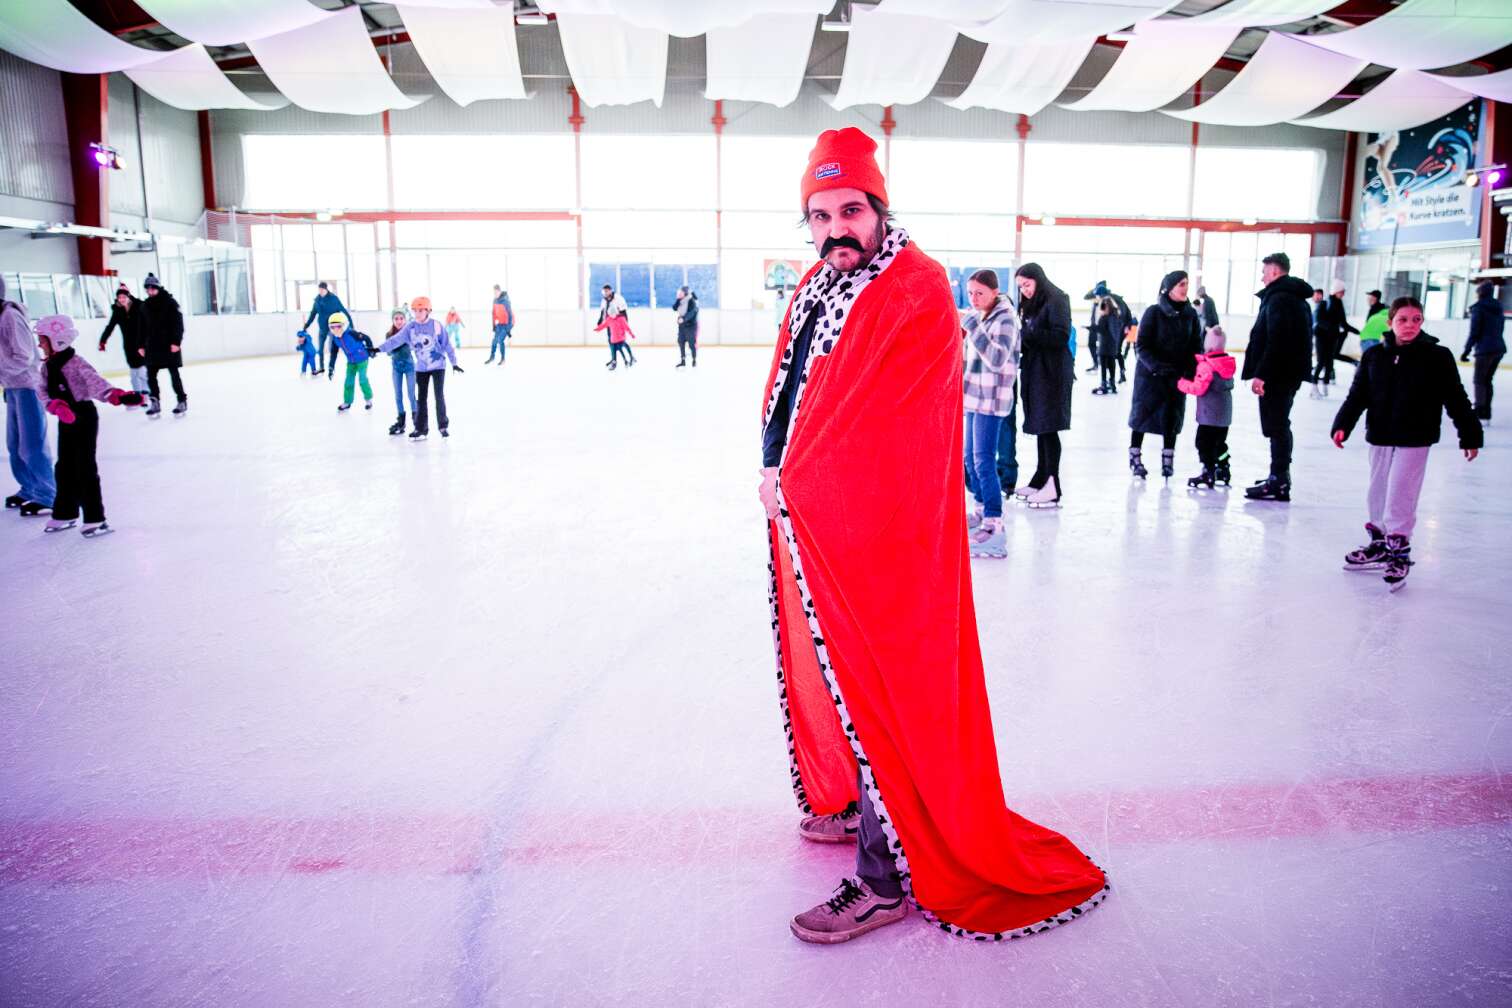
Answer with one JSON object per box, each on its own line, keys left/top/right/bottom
{"left": 761, "top": 226, "right": 910, "bottom": 437}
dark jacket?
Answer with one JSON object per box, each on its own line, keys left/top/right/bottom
{"left": 100, "top": 296, "right": 147, "bottom": 368}
{"left": 1242, "top": 274, "right": 1313, "bottom": 384}
{"left": 141, "top": 288, "right": 185, "bottom": 368}
{"left": 1325, "top": 295, "right": 1358, "bottom": 340}
{"left": 1129, "top": 297, "right": 1203, "bottom": 436}
{"left": 303, "top": 291, "right": 348, "bottom": 335}
{"left": 1018, "top": 287, "right": 1074, "bottom": 435}
{"left": 1332, "top": 332, "right": 1482, "bottom": 450}
{"left": 1197, "top": 294, "right": 1219, "bottom": 331}
{"left": 1096, "top": 313, "right": 1123, "bottom": 361}
{"left": 1464, "top": 292, "right": 1507, "bottom": 357}
{"left": 676, "top": 293, "right": 699, "bottom": 328}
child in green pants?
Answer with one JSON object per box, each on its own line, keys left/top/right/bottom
{"left": 329, "top": 313, "right": 376, "bottom": 412}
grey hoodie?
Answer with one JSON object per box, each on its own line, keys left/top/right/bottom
{"left": 0, "top": 276, "right": 40, "bottom": 390}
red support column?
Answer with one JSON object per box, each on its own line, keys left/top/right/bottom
{"left": 1014, "top": 114, "right": 1030, "bottom": 262}
{"left": 712, "top": 99, "right": 726, "bottom": 329}
{"left": 880, "top": 105, "right": 896, "bottom": 178}
{"left": 197, "top": 110, "right": 217, "bottom": 211}
{"left": 570, "top": 86, "right": 586, "bottom": 314}
{"left": 382, "top": 107, "right": 398, "bottom": 302}
{"left": 1479, "top": 100, "right": 1509, "bottom": 272}
{"left": 1339, "top": 130, "right": 1359, "bottom": 258}
{"left": 60, "top": 73, "right": 110, "bottom": 276}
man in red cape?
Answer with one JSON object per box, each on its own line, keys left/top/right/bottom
{"left": 759, "top": 127, "right": 1110, "bottom": 944}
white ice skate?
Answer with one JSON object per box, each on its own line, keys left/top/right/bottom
{"left": 81, "top": 522, "right": 113, "bottom": 538}
{"left": 1025, "top": 477, "right": 1061, "bottom": 509}
{"left": 44, "top": 519, "right": 77, "bottom": 534}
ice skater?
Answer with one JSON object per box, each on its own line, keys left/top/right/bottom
{"left": 674, "top": 286, "right": 699, "bottom": 368}
{"left": 140, "top": 274, "right": 187, "bottom": 418}
{"left": 33, "top": 315, "right": 143, "bottom": 538}
{"left": 761, "top": 127, "right": 1107, "bottom": 944}
{"left": 1331, "top": 296, "right": 1482, "bottom": 591}
{"left": 378, "top": 297, "right": 462, "bottom": 441}
{"left": 596, "top": 303, "right": 636, "bottom": 370}
{"left": 295, "top": 328, "right": 319, "bottom": 377}
{"left": 303, "top": 281, "right": 348, "bottom": 379}
{"left": 1461, "top": 281, "right": 1505, "bottom": 424}
{"left": 1242, "top": 253, "right": 1313, "bottom": 502}
{"left": 99, "top": 284, "right": 149, "bottom": 405}
{"left": 1090, "top": 297, "right": 1121, "bottom": 395}
{"left": 961, "top": 269, "right": 1019, "bottom": 559}
{"left": 1013, "top": 262, "right": 1074, "bottom": 507}
{"left": 328, "top": 314, "right": 375, "bottom": 413}
{"left": 486, "top": 286, "right": 512, "bottom": 365}
{"left": 1128, "top": 270, "right": 1203, "bottom": 481}
{"left": 379, "top": 308, "right": 417, "bottom": 435}
{"left": 2, "top": 277, "right": 55, "bottom": 517}
{"left": 1177, "top": 326, "right": 1237, "bottom": 489}
{"left": 444, "top": 307, "right": 465, "bottom": 351}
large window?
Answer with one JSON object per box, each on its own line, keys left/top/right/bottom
{"left": 1193, "top": 147, "right": 1322, "bottom": 221}
{"left": 391, "top": 135, "right": 576, "bottom": 210}
{"left": 1023, "top": 143, "right": 1191, "bottom": 218}
{"left": 241, "top": 135, "right": 387, "bottom": 210}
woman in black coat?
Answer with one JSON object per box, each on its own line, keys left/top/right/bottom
{"left": 1128, "top": 270, "right": 1203, "bottom": 480}
{"left": 1013, "top": 262, "right": 1074, "bottom": 507}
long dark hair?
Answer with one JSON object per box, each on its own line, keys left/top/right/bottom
{"left": 1014, "top": 262, "right": 1062, "bottom": 319}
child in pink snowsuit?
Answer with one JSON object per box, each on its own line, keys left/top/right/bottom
{"left": 595, "top": 313, "right": 636, "bottom": 370}
{"left": 1177, "top": 326, "right": 1238, "bottom": 489}
{"left": 33, "top": 314, "right": 143, "bottom": 538}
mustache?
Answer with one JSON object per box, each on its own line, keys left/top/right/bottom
{"left": 819, "top": 234, "right": 866, "bottom": 257}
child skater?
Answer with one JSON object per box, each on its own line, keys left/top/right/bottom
{"left": 1090, "top": 297, "right": 1121, "bottom": 396}
{"left": 296, "top": 328, "right": 319, "bottom": 378}
{"left": 1177, "top": 326, "right": 1237, "bottom": 488}
{"left": 33, "top": 315, "right": 143, "bottom": 538}
{"left": 378, "top": 296, "right": 463, "bottom": 441}
{"left": 380, "top": 307, "right": 416, "bottom": 436}
{"left": 328, "top": 313, "right": 376, "bottom": 413}
{"left": 444, "top": 307, "right": 465, "bottom": 351}
{"left": 1331, "top": 296, "right": 1482, "bottom": 591}
{"left": 596, "top": 309, "right": 636, "bottom": 370}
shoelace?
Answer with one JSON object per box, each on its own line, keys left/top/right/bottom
{"left": 825, "top": 878, "right": 867, "bottom": 916}
{"left": 824, "top": 802, "right": 859, "bottom": 823}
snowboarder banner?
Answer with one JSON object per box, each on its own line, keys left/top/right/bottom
{"left": 1355, "top": 99, "right": 1486, "bottom": 251}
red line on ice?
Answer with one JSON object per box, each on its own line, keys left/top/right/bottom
{"left": 0, "top": 772, "right": 1505, "bottom": 883}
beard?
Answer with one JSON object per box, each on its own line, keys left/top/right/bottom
{"left": 821, "top": 219, "right": 886, "bottom": 270}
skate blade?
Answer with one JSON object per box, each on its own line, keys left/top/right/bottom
{"left": 82, "top": 524, "right": 114, "bottom": 539}
{"left": 1387, "top": 579, "right": 1408, "bottom": 593}
{"left": 1343, "top": 563, "right": 1387, "bottom": 572}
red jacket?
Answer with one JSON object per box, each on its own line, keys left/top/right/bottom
{"left": 1177, "top": 350, "right": 1237, "bottom": 396}
{"left": 594, "top": 314, "right": 633, "bottom": 344}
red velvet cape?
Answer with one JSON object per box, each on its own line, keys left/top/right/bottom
{"left": 763, "top": 242, "right": 1109, "bottom": 938}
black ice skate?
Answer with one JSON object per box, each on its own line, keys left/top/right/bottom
{"left": 389, "top": 413, "right": 406, "bottom": 436}
{"left": 1215, "top": 456, "right": 1232, "bottom": 486}
{"left": 1129, "top": 448, "right": 1147, "bottom": 479}
{"left": 18, "top": 500, "right": 50, "bottom": 517}
{"left": 1161, "top": 449, "right": 1175, "bottom": 480}
{"left": 409, "top": 429, "right": 428, "bottom": 441}
{"left": 337, "top": 403, "right": 352, "bottom": 412}
{"left": 145, "top": 396, "right": 162, "bottom": 418}
{"left": 4, "top": 495, "right": 21, "bottom": 509}
{"left": 1187, "top": 466, "right": 1215, "bottom": 490}
{"left": 1244, "top": 476, "right": 1291, "bottom": 502}
{"left": 81, "top": 521, "right": 113, "bottom": 538}
{"left": 1382, "top": 535, "right": 1412, "bottom": 591}
{"left": 172, "top": 398, "right": 188, "bottom": 417}
{"left": 1343, "top": 523, "right": 1390, "bottom": 571}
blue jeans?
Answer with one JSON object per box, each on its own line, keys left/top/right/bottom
{"left": 996, "top": 401, "right": 1018, "bottom": 490}
{"left": 5, "top": 388, "right": 56, "bottom": 506}
{"left": 964, "top": 411, "right": 1005, "bottom": 518}
{"left": 489, "top": 324, "right": 510, "bottom": 361}
{"left": 392, "top": 365, "right": 417, "bottom": 416}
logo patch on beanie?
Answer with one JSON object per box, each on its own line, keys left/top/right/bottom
{"left": 814, "top": 162, "right": 843, "bottom": 181}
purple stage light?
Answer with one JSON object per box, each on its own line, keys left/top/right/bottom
{"left": 1490, "top": 169, "right": 1504, "bottom": 186}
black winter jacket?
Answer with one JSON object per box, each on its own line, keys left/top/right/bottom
{"left": 1019, "top": 289, "right": 1074, "bottom": 435}
{"left": 1332, "top": 332, "right": 1483, "bottom": 449}
{"left": 1129, "top": 297, "right": 1203, "bottom": 436}
{"left": 1242, "top": 274, "right": 1313, "bottom": 384}
{"left": 141, "top": 289, "right": 185, "bottom": 367}
{"left": 100, "top": 297, "right": 147, "bottom": 368}
{"left": 1464, "top": 293, "right": 1507, "bottom": 357}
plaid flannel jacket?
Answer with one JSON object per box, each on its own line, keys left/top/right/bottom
{"left": 962, "top": 300, "right": 1020, "bottom": 417}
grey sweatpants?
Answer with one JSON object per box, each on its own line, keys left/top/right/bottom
{"left": 1367, "top": 444, "right": 1430, "bottom": 539}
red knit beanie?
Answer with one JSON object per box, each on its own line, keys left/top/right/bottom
{"left": 800, "top": 127, "right": 889, "bottom": 209}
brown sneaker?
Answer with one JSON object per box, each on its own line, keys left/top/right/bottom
{"left": 797, "top": 803, "right": 860, "bottom": 844}
{"left": 791, "top": 877, "right": 909, "bottom": 944}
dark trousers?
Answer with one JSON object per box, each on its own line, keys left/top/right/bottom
{"left": 612, "top": 342, "right": 634, "bottom": 364}
{"left": 317, "top": 330, "right": 330, "bottom": 371}
{"left": 1257, "top": 380, "right": 1300, "bottom": 480}
{"left": 1099, "top": 355, "right": 1118, "bottom": 391}
{"left": 1195, "top": 424, "right": 1230, "bottom": 466}
{"left": 677, "top": 324, "right": 698, "bottom": 362}
{"left": 855, "top": 769, "right": 902, "bottom": 898}
{"left": 147, "top": 365, "right": 185, "bottom": 402}
{"left": 1312, "top": 333, "right": 1336, "bottom": 384}
{"left": 1030, "top": 432, "right": 1062, "bottom": 490}
{"left": 1130, "top": 430, "right": 1177, "bottom": 451}
{"left": 53, "top": 401, "right": 103, "bottom": 524}
{"left": 1117, "top": 340, "right": 1128, "bottom": 380}
{"left": 1472, "top": 352, "right": 1503, "bottom": 419}
{"left": 995, "top": 401, "right": 1018, "bottom": 490}
{"left": 417, "top": 370, "right": 448, "bottom": 432}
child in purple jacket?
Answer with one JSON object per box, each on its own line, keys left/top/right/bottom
{"left": 34, "top": 315, "right": 143, "bottom": 538}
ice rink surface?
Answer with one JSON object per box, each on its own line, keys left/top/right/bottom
{"left": 2, "top": 345, "right": 1509, "bottom": 1007}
